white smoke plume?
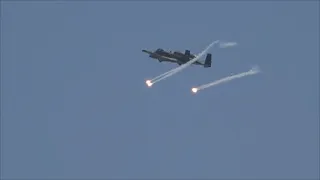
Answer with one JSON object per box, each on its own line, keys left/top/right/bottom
{"left": 219, "top": 41, "right": 238, "bottom": 48}
{"left": 192, "top": 65, "right": 260, "bottom": 93}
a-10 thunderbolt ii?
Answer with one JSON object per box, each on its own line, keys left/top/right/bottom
{"left": 142, "top": 48, "right": 212, "bottom": 68}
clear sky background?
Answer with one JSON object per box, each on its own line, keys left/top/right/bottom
{"left": 1, "top": 1, "right": 319, "bottom": 179}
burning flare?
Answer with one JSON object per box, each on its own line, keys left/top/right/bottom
{"left": 191, "top": 88, "right": 198, "bottom": 93}
{"left": 146, "top": 80, "right": 153, "bottom": 87}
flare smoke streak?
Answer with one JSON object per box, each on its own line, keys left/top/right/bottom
{"left": 194, "top": 66, "right": 260, "bottom": 92}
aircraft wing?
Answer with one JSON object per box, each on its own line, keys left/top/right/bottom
{"left": 142, "top": 49, "right": 152, "bottom": 55}
{"left": 163, "top": 56, "right": 179, "bottom": 63}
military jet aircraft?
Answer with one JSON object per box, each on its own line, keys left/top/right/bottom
{"left": 142, "top": 48, "right": 212, "bottom": 68}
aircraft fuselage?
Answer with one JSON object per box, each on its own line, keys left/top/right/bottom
{"left": 147, "top": 51, "right": 196, "bottom": 64}
{"left": 142, "top": 49, "right": 211, "bottom": 67}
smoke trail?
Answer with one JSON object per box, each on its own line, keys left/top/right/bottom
{"left": 219, "top": 41, "right": 238, "bottom": 48}
{"left": 195, "top": 66, "right": 260, "bottom": 91}
{"left": 150, "top": 40, "right": 220, "bottom": 84}
{"left": 149, "top": 66, "right": 180, "bottom": 81}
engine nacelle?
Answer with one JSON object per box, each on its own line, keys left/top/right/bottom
{"left": 185, "top": 50, "right": 191, "bottom": 56}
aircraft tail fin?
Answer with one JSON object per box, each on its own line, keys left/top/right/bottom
{"left": 185, "top": 50, "right": 191, "bottom": 56}
{"left": 204, "top": 53, "right": 212, "bottom": 68}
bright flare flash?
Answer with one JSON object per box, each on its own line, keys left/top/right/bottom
{"left": 146, "top": 80, "right": 153, "bottom": 87}
{"left": 191, "top": 88, "right": 198, "bottom": 93}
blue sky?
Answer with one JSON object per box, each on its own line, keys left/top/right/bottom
{"left": 1, "top": 1, "right": 319, "bottom": 179}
